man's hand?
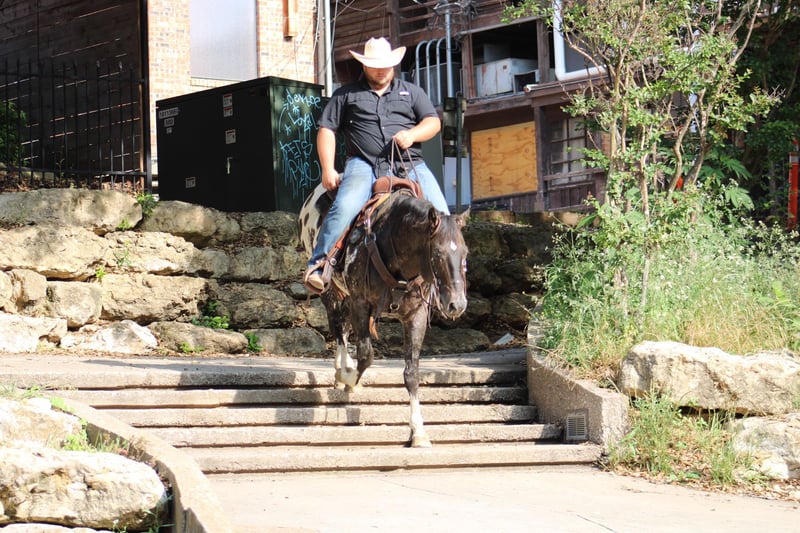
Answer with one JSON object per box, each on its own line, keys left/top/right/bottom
{"left": 393, "top": 129, "right": 415, "bottom": 150}
{"left": 321, "top": 168, "right": 341, "bottom": 191}
{"left": 393, "top": 117, "right": 440, "bottom": 149}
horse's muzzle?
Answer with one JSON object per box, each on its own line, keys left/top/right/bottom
{"left": 439, "top": 290, "right": 468, "bottom": 320}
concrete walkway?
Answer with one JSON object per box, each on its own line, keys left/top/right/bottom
{"left": 210, "top": 465, "right": 799, "bottom": 533}
{"left": 2, "top": 352, "right": 798, "bottom": 532}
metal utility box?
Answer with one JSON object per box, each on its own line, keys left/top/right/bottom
{"left": 475, "top": 59, "right": 538, "bottom": 97}
{"left": 156, "top": 77, "right": 324, "bottom": 212}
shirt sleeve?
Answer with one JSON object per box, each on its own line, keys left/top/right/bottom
{"left": 319, "top": 89, "right": 346, "bottom": 131}
{"left": 408, "top": 82, "right": 438, "bottom": 121}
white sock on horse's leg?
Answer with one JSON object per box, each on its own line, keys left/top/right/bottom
{"left": 334, "top": 343, "right": 358, "bottom": 389}
{"left": 409, "top": 395, "right": 431, "bottom": 448}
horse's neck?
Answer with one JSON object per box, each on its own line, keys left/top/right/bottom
{"left": 381, "top": 205, "right": 431, "bottom": 279}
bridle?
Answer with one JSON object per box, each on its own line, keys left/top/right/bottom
{"left": 364, "top": 198, "right": 446, "bottom": 313}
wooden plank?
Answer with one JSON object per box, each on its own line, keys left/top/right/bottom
{"left": 471, "top": 121, "right": 537, "bottom": 199}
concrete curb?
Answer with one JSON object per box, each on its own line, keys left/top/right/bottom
{"left": 526, "top": 315, "right": 629, "bottom": 451}
{"left": 53, "top": 396, "right": 233, "bottom": 533}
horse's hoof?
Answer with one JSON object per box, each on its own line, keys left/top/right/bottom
{"left": 333, "top": 381, "right": 346, "bottom": 390}
{"left": 411, "top": 434, "right": 432, "bottom": 448}
{"left": 339, "top": 368, "right": 358, "bottom": 389}
{"left": 345, "top": 382, "right": 363, "bottom": 393}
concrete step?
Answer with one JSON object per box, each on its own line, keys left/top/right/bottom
{"left": 15, "top": 349, "right": 603, "bottom": 474}
{"left": 54, "top": 385, "right": 528, "bottom": 407}
{"left": 186, "top": 442, "right": 604, "bottom": 474}
{"left": 101, "top": 403, "right": 539, "bottom": 428}
{"left": 12, "top": 351, "right": 526, "bottom": 390}
{"left": 152, "top": 422, "right": 561, "bottom": 447}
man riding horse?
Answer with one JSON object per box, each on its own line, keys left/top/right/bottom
{"left": 304, "top": 37, "right": 450, "bottom": 294}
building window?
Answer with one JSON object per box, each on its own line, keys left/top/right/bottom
{"left": 190, "top": 0, "right": 257, "bottom": 81}
{"left": 549, "top": 115, "right": 589, "bottom": 177}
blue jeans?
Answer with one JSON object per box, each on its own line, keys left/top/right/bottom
{"left": 308, "top": 156, "right": 450, "bottom": 267}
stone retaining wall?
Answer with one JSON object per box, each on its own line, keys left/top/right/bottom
{"left": 0, "top": 189, "right": 554, "bottom": 357}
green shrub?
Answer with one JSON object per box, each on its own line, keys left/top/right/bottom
{"left": 0, "top": 100, "right": 25, "bottom": 166}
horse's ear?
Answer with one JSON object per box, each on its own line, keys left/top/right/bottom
{"left": 428, "top": 207, "right": 441, "bottom": 234}
{"left": 455, "top": 208, "right": 470, "bottom": 228}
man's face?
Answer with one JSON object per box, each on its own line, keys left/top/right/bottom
{"left": 363, "top": 66, "right": 395, "bottom": 88}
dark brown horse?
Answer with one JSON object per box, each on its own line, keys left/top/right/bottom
{"left": 299, "top": 185, "right": 469, "bottom": 447}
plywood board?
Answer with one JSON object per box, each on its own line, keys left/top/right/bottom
{"left": 471, "top": 121, "right": 537, "bottom": 199}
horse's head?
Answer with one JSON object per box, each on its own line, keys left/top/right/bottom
{"left": 427, "top": 207, "right": 470, "bottom": 320}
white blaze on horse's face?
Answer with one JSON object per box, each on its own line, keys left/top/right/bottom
{"left": 431, "top": 217, "right": 469, "bottom": 320}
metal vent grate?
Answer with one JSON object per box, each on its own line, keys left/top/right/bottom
{"left": 565, "top": 410, "right": 588, "bottom": 442}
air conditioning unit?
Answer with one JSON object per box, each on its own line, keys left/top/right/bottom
{"left": 475, "top": 58, "right": 538, "bottom": 97}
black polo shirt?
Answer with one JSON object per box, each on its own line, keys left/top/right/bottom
{"left": 319, "top": 75, "right": 438, "bottom": 176}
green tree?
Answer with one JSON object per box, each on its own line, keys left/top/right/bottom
{"left": 734, "top": 0, "right": 800, "bottom": 218}
{"left": 504, "top": 0, "right": 787, "bottom": 373}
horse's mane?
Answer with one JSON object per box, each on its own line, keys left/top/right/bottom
{"left": 391, "top": 192, "right": 462, "bottom": 242}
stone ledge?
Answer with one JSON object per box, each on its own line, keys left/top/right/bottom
{"left": 52, "top": 396, "right": 233, "bottom": 533}
{"left": 526, "top": 318, "right": 629, "bottom": 451}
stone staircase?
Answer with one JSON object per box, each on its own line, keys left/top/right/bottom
{"left": 50, "top": 349, "right": 603, "bottom": 473}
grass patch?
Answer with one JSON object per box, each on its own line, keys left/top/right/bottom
{"left": 606, "top": 394, "right": 763, "bottom": 489}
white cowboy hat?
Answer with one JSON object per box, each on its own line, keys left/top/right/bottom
{"left": 349, "top": 37, "right": 406, "bottom": 69}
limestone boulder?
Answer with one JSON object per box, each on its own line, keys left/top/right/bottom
{"left": 0, "top": 189, "right": 140, "bottom": 234}
{"left": 298, "top": 298, "right": 329, "bottom": 334}
{"left": 245, "top": 327, "right": 327, "bottom": 355}
{"left": 46, "top": 281, "right": 102, "bottom": 328}
{"left": 0, "top": 226, "right": 108, "bottom": 280}
{"left": 99, "top": 273, "right": 209, "bottom": 323}
{"left": 618, "top": 341, "right": 800, "bottom": 415}
{"left": 212, "top": 282, "right": 299, "bottom": 329}
{"left": 60, "top": 321, "right": 158, "bottom": 354}
{"left": 138, "top": 200, "right": 240, "bottom": 247}
{"left": 0, "top": 271, "right": 11, "bottom": 311}
{"left": 0, "top": 313, "right": 67, "bottom": 352}
{"left": 239, "top": 211, "right": 299, "bottom": 247}
{"left": 149, "top": 321, "right": 249, "bottom": 354}
{"left": 8, "top": 269, "right": 48, "bottom": 315}
{"left": 731, "top": 414, "right": 800, "bottom": 480}
{"left": 0, "top": 397, "right": 82, "bottom": 447}
{"left": 103, "top": 231, "right": 230, "bottom": 278}
{"left": 0, "top": 446, "right": 166, "bottom": 530}
{"left": 0, "top": 524, "right": 106, "bottom": 532}
{"left": 492, "top": 292, "right": 538, "bottom": 330}
{"left": 228, "top": 245, "right": 305, "bottom": 282}
{"left": 374, "top": 322, "right": 490, "bottom": 357}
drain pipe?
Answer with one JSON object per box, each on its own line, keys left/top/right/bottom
{"left": 435, "top": 38, "right": 446, "bottom": 104}
{"left": 415, "top": 42, "right": 426, "bottom": 86}
{"left": 425, "top": 40, "right": 435, "bottom": 96}
{"left": 553, "top": 0, "right": 604, "bottom": 81}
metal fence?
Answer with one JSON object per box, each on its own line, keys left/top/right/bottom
{"left": 0, "top": 58, "right": 150, "bottom": 193}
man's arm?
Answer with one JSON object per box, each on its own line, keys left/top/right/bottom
{"left": 393, "top": 116, "right": 441, "bottom": 150}
{"left": 317, "top": 126, "right": 340, "bottom": 191}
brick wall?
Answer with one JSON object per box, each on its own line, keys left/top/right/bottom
{"left": 147, "top": 0, "right": 319, "bottom": 172}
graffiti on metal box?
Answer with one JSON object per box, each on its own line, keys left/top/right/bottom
{"left": 277, "top": 89, "right": 322, "bottom": 201}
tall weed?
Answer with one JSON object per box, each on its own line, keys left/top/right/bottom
{"left": 540, "top": 189, "right": 800, "bottom": 379}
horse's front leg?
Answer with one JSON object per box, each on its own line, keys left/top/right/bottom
{"left": 403, "top": 302, "right": 432, "bottom": 448}
{"left": 323, "top": 292, "right": 358, "bottom": 390}
{"left": 349, "top": 304, "right": 375, "bottom": 393}
{"left": 333, "top": 333, "right": 358, "bottom": 390}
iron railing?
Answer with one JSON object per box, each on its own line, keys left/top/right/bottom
{"left": 0, "top": 58, "right": 150, "bottom": 193}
